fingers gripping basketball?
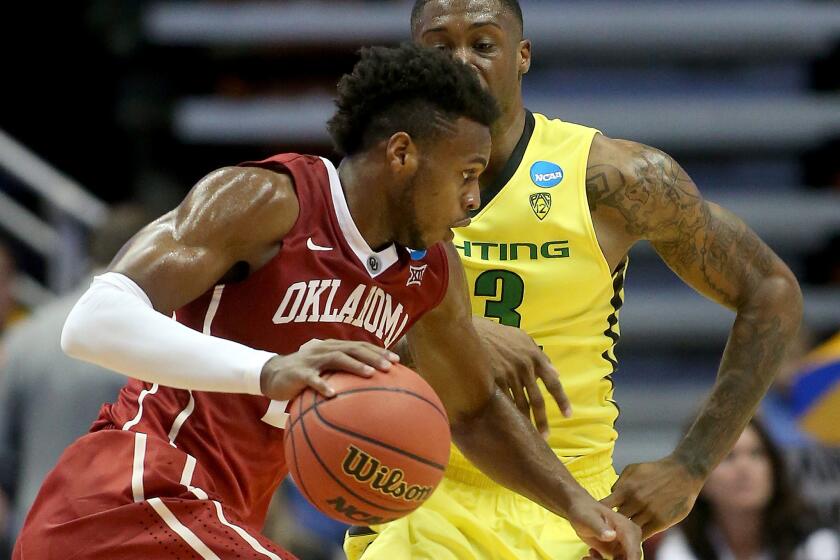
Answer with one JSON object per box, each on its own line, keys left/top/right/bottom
{"left": 284, "top": 363, "right": 451, "bottom": 525}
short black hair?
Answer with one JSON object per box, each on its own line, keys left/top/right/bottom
{"left": 327, "top": 43, "right": 499, "bottom": 156}
{"left": 410, "top": 0, "right": 523, "bottom": 36}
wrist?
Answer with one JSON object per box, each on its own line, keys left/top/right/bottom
{"left": 560, "top": 485, "right": 601, "bottom": 519}
{"left": 668, "top": 451, "right": 709, "bottom": 482}
{"left": 545, "top": 473, "right": 593, "bottom": 518}
{"left": 259, "top": 355, "right": 281, "bottom": 396}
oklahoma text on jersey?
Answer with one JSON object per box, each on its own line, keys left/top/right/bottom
{"left": 272, "top": 280, "right": 409, "bottom": 348}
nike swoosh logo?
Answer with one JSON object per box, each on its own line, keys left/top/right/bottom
{"left": 306, "top": 237, "right": 333, "bottom": 251}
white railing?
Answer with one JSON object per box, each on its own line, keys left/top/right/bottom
{"left": 0, "top": 128, "right": 109, "bottom": 301}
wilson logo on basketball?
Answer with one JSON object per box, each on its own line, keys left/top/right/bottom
{"left": 341, "top": 445, "right": 434, "bottom": 503}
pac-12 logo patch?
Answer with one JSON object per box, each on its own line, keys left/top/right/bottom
{"left": 529, "top": 161, "right": 564, "bottom": 188}
{"left": 529, "top": 192, "right": 551, "bottom": 220}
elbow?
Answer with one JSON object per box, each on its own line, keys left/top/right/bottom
{"left": 749, "top": 266, "right": 803, "bottom": 333}
{"left": 60, "top": 300, "right": 97, "bottom": 361}
{"left": 447, "top": 384, "right": 499, "bottom": 435}
{"left": 60, "top": 312, "right": 85, "bottom": 359}
{"left": 770, "top": 268, "right": 803, "bottom": 327}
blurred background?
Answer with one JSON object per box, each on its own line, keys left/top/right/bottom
{"left": 0, "top": 1, "right": 839, "bottom": 559}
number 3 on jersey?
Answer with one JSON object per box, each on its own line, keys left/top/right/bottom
{"left": 474, "top": 270, "right": 525, "bottom": 328}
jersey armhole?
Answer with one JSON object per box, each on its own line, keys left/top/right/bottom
{"left": 579, "top": 132, "right": 614, "bottom": 281}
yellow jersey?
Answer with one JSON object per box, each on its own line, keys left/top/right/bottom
{"left": 448, "top": 111, "right": 626, "bottom": 481}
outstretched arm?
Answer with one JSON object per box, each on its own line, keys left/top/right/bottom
{"left": 408, "top": 243, "right": 641, "bottom": 560}
{"left": 588, "top": 136, "right": 803, "bottom": 538}
{"left": 62, "top": 166, "right": 397, "bottom": 400}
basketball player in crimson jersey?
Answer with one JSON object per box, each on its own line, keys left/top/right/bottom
{"left": 14, "top": 45, "right": 640, "bottom": 559}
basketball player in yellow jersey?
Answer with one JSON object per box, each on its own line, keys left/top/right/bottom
{"left": 344, "top": 1, "right": 804, "bottom": 558}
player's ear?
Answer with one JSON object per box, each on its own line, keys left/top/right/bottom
{"left": 386, "top": 132, "right": 419, "bottom": 176}
{"left": 518, "top": 39, "right": 531, "bottom": 78}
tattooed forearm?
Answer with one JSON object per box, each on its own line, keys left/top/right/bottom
{"left": 675, "top": 313, "right": 788, "bottom": 477}
{"left": 587, "top": 137, "right": 803, "bottom": 478}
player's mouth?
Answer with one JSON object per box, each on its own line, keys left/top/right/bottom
{"left": 451, "top": 217, "right": 471, "bottom": 228}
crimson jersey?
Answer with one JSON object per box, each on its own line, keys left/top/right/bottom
{"left": 92, "top": 154, "right": 449, "bottom": 530}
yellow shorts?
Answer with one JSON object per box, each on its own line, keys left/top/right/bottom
{"left": 344, "top": 450, "right": 617, "bottom": 560}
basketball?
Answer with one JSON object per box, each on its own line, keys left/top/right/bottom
{"left": 284, "top": 363, "right": 451, "bottom": 525}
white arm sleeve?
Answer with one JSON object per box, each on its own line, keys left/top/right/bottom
{"left": 61, "top": 272, "right": 275, "bottom": 395}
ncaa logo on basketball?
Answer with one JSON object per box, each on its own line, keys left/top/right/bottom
{"left": 529, "top": 161, "right": 564, "bottom": 188}
{"left": 407, "top": 264, "right": 427, "bottom": 287}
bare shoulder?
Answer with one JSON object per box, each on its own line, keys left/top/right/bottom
{"left": 173, "top": 165, "right": 299, "bottom": 248}
{"left": 109, "top": 165, "right": 301, "bottom": 313}
{"left": 584, "top": 134, "right": 703, "bottom": 243}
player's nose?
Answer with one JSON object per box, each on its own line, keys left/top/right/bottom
{"left": 452, "top": 47, "right": 480, "bottom": 74}
{"left": 464, "top": 185, "right": 480, "bottom": 211}
{"left": 450, "top": 47, "right": 486, "bottom": 89}
{"left": 452, "top": 46, "right": 470, "bottom": 66}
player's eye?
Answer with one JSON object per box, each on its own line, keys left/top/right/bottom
{"left": 475, "top": 41, "right": 494, "bottom": 52}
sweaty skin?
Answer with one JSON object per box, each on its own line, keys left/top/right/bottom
{"left": 110, "top": 120, "right": 641, "bottom": 558}
{"left": 414, "top": 0, "right": 803, "bottom": 541}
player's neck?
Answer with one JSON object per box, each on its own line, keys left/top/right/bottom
{"left": 482, "top": 105, "right": 526, "bottom": 190}
{"left": 336, "top": 156, "right": 394, "bottom": 252}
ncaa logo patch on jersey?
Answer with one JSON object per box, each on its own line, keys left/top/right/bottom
{"left": 529, "top": 161, "right": 564, "bottom": 188}
{"left": 529, "top": 192, "right": 551, "bottom": 220}
{"left": 408, "top": 248, "right": 427, "bottom": 261}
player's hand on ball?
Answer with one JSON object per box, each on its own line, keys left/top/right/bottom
{"left": 601, "top": 456, "right": 703, "bottom": 540}
{"left": 472, "top": 317, "right": 571, "bottom": 437}
{"left": 566, "top": 495, "right": 642, "bottom": 560}
{"left": 259, "top": 339, "right": 399, "bottom": 401}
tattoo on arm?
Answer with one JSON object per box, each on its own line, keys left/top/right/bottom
{"left": 587, "top": 140, "right": 801, "bottom": 476}
{"left": 586, "top": 143, "right": 775, "bottom": 308}
{"left": 678, "top": 310, "right": 786, "bottom": 476}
